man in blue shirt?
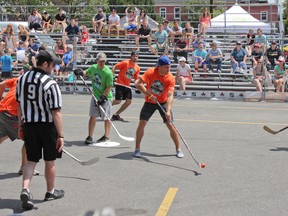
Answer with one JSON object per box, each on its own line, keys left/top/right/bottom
{"left": 230, "top": 41, "right": 247, "bottom": 73}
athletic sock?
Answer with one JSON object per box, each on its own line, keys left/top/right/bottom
{"left": 48, "top": 188, "right": 54, "bottom": 194}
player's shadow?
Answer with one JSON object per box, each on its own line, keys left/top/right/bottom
{"left": 270, "top": 147, "right": 288, "bottom": 152}
{"left": 64, "top": 140, "right": 87, "bottom": 147}
{"left": 0, "top": 198, "right": 42, "bottom": 214}
{"left": 0, "top": 172, "right": 20, "bottom": 180}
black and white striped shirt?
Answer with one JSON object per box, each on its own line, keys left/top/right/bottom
{"left": 16, "top": 68, "right": 62, "bottom": 123}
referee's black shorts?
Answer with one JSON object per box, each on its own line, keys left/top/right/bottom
{"left": 115, "top": 84, "right": 132, "bottom": 100}
{"left": 23, "top": 122, "right": 58, "bottom": 162}
{"left": 139, "top": 102, "right": 173, "bottom": 123}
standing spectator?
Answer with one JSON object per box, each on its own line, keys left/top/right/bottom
{"left": 245, "top": 29, "right": 255, "bottom": 56}
{"left": 136, "top": 9, "right": 148, "bottom": 28}
{"left": 92, "top": 8, "right": 106, "bottom": 34}
{"left": 107, "top": 9, "right": 120, "bottom": 38}
{"left": 173, "top": 34, "right": 188, "bottom": 63}
{"left": 28, "top": 8, "right": 42, "bottom": 31}
{"left": 52, "top": 8, "right": 67, "bottom": 33}
{"left": 170, "top": 20, "right": 182, "bottom": 46}
{"left": 150, "top": 23, "right": 169, "bottom": 56}
{"left": 207, "top": 42, "right": 223, "bottom": 73}
{"left": 230, "top": 41, "right": 247, "bottom": 74}
{"left": 199, "top": 8, "right": 211, "bottom": 38}
{"left": 193, "top": 42, "right": 208, "bottom": 72}
{"left": 16, "top": 50, "right": 64, "bottom": 210}
{"left": 41, "top": 11, "right": 52, "bottom": 33}
{"left": 255, "top": 28, "right": 268, "bottom": 53}
{"left": 252, "top": 59, "right": 267, "bottom": 92}
{"left": 64, "top": 18, "right": 80, "bottom": 44}
{"left": 176, "top": 57, "right": 192, "bottom": 92}
{"left": 133, "top": 55, "right": 184, "bottom": 158}
{"left": 111, "top": 51, "right": 140, "bottom": 121}
{"left": 182, "top": 22, "right": 194, "bottom": 45}
{"left": 265, "top": 41, "right": 282, "bottom": 71}
{"left": 135, "top": 20, "right": 152, "bottom": 51}
{"left": 251, "top": 43, "right": 263, "bottom": 68}
{"left": 18, "top": 24, "right": 29, "bottom": 50}
{"left": 124, "top": 7, "right": 138, "bottom": 35}
{"left": 81, "top": 26, "right": 89, "bottom": 45}
{"left": 273, "top": 56, "right": 288, "bottom": 93}
{"left": 54, "top": 39, "right": 67, "bottom": 58}
{"left": 0, "top": 49, "right": 17, "bottom": 80}
{"left": 73, "top": 52, "right": 113, "bottom": 144}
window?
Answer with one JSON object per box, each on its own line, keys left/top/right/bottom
{"left": 160, "top": 8, "right": 166, "bottom": 19}
{"left": 174, "top": 7, "right": 180, "bottom": 20}
{"left": 260, "top": 11, "right": 268, "bottom": 21}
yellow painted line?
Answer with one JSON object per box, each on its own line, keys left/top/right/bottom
{"left": 155, "top": 187, "right": 178, "bottom": 216}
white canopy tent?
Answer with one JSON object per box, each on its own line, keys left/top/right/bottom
{"left": 207, "top": 3, "right": 271, "bottom": 34}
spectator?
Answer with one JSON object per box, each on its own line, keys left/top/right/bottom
{"left": 42, "top": 11, "right": 52, "bottom": 33}
{"left": 4, "top": 31, "right": 17, "bottom": 52}
{"left": 207, "top": 42, "right": 223, "bottom": 73}
{"left": 0, "top": 24, "right": 16, "bottom": 53}
{"left": 54, "top": 39, "right": 67, "bottom": 58}
{"left": 17, "top": 24, "right": 29, "bottom": 50}
{"left": 28, "top": 8, "right": 42, "bottom": 31}
{"left": 252, "top": 59, "right": 267, "bottom": 92}
{"left": 61, "top": 44, "right": 76, "bottom": 73}
{"left": 191, "top": 33, "right": 206, "bottom": 49}
{"left": 64, "top": 18, "right": 80, "bottom": 44}
{"left": 182, "top": 22, "right": 194, "bottom": 45}
{"left": 136, "top": 9, "right": 148, "bottom": 28}
{"left": 193, "top": 42, "right": 208, "bottom": 72}
{"left": 255, "top": 28, "right": 268, "bottom": 53}
{"left": 273, "top": 56, "right": 288, "bottom": 93}
{"left": 28, "top": 37, "right": 40, "bottom": 67}
{"left": 170, "top": 20, "right": 182, "bottom": 46}
{"left": 150, "top": 23, "right": 169, "bottom": 56}
{"left": 230, "top": 41, "right": 247, "bottom": 74}
{"left": 135, "top": 20, "right": 152, "bottom": 51}
{"left": 92, "top": 8, "right": 106, "bottom": 34}
{"left": 162, "top": 20, "right": 172, "bottom": 46}
{"left": 52, "top": 8, "right": 67, "bottom": 33}
{"left": 251, "top": 43, "right": 263, "bottom": 68}
{"left": 265, "top": 41, "right": 282, "bottom": 71}
{"left": 173, "top": 34, "right": 188, "bottom": 63}
{"left": 245, "top": 29, "right": 255, "bottom": 56}
{"left": 107, "top": 9, "right": 120, "bottom": 38}
{"left": 176, "top": 57, "right": 192, "bottom": 92}
{"left": 199, "top": 8, "right": 211, "bottom": 38}
{"left": 0, "top": 49, "right": 18, "bottom": 80}
{"left": 124, "top": 7, "right": 138, "bottom": 35}
{"left": 81, "top": 25, "right": 89, "bottom": 45}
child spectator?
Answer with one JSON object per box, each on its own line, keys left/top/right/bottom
{"left": 207, "top": 42, "right": 223, "bottom": 73}
{"left": 81, "top": 26, "right": 89, "bottom": 45}
{"left": 0, "top": 49, "right": 17, "bottom": 80}
{"left": 193, "top": 42, "right": 208, "bottom": 72}
{"left": 176, "top": 57, "right": 192, "bottom": 93}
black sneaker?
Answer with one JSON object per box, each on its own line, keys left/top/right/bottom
{"left": 111, "top": 114, "right": 124, "bottom": 121}
{"left": 20, "top": 188, "right": 34, "bottom": 210}
{"left": 96, "top": 135, "right": 110, "bottom": 143}
{"left": 44, "top": 189, "right": 65, "bottom": 201}
{"left": 85, "top": 136, "right": 93, "bottom": 144}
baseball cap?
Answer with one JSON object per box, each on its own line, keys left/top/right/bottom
{"left": 131, "top": 51, "right": 139, "bottom": 56}
{"left": 37, "top": 50, "right": 62, "bottom": 65}
{"left": 97, "top": 52, "right": 107, "bottom": 61}
{"left": 179, "top": 57, "right": 186, "bottom": 62}
{"left": 278, "top": 56, "right": 285, "bottom": 62}
{"left": 236, "top": 41, "right": 242, "bottom": 45}
{"left": 67, "top": 44, "right": 73, "bottom": 49}
{"left": 156, "top": 56, "right": 171, "bottom": 66}
{"left": 254, "top": 43, "right": 260, "bottom": 48}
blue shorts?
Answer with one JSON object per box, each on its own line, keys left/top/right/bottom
{"left": 195, "top": 58, "right": 207, "bottom": 65}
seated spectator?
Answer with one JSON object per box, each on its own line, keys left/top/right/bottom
{"left": 17, "top": 24, "right": 29, "bottom": 50}
{"left": 163, "top": 20, "right": 172, "bottom": 46}
{"left": 173, "top": 34, "right": 188, "bottom": 63}
{"left": 273, "top": 56, "right": 288, "bottom": 93}
{"left": 199, "top": 8, "right": 211, "bottom": 38}
{"left": 182, "top": 22, "right": 194, "bottom": 45}
{"left": 245, "top": 29, "right": 255, "bottom": 56}
{"left": 135, "top": 20, "right": 152, "bottom": 51}
{"left": 170, "top": 20, "right": 182, "bottom": 46}
{"left": 64, "top": 18, "right": 80, "bottom": 44}
{"left": 42, "top": 11, "right": 52, "bottom": 33}
{"left": 81, "top": 26, "right": 89, "bottom": 45}
{"left": 136, "top": 9, "right": 148, "bottom": 28}
{"left": 107, "top": 8, "right": 120, "bottom": 38}
{"left": 92, "top": 8, "right": 106, "bottom": 34}
{"left": 255, "top": 28, "right": 269, "bottom": 53}
{"left": 54, "top": 39, "right": 67, "bottom": 58}
{"left": 252, "top": 59, "right": 267, "bottom": 92}
{"left": 193, "top": 42, "right": 208, "bottom": 72}
{"left": 4, "top": 32, "right": 17, "bottom": 53}
{"left": 207, "top": 42, "right": 223, "bottom": 73}
{"left": 28, "top": 8, "right": 42, "bottom": 31}
{"left": 191, "top": 33, "right": 206, "bottom": 49}
{"left": 0, "top": 24, "right": 16, "bottom": 53}
{"left": 61, "top": 44, "right": 76, "bottom": 73}
{"left": 176, "top": 57, "right": 192, "bottom": 92}
{"left": 266, "top": 41, "right": 282, "bottom": 71}
{"left": 0, "top": 49, "right": 18, "bottom": 80}
{"left": 28, "top": 37, "right": 40, "bottom": 67}
{"left": 124, "top": 7, "right": 138, "bottom": 35}
{"left": 230, "top": 41, "right": 247, "bottom": 74}
{"left": 251, "top": 43, "right": 263, "bottom": 68}
{"left": 150, "top": 23, "right": 169, "bottom": 55}
{"left": 52, "top": 8, "right": 67, "bottom": 33}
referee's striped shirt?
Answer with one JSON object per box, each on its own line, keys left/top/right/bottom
{"left": 16, "top": 68, "right": 62, "bottom": 123}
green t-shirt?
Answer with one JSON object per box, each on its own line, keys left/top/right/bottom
{"left": 86, "top": 64, "right": 113, "bottom": 100}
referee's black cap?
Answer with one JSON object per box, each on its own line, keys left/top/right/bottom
{"left": 37, "top": 50, "right": 62, "bottom": 65}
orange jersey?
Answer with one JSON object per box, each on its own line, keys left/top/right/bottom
{"left": 0, "top": 78, "right": 18, "bottom": 116}
{"left": 141, "top": 67, "right": 175, "bottom": 103}
{"left": 115, "top": 60, "right": 140, "bottom": 87}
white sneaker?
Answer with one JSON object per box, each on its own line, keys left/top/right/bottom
{"left": 176, "top": 149, "right": 184, "bottom": 158}
{"left": 133, "top": 149, "right": 141, "bottom": 158}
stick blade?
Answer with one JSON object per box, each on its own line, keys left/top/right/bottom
{"left": 263, "top": 126, "right": 277, "bottom": 135}
{"left": 119, "top": 135, "right": 135, "bottom": 142}
{"left": 80, "top": 157, "right": 100, "bottom": 166}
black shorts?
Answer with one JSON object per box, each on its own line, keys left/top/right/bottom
{"left": 1, "top": 71, "right": 12, "bottom": 79}
{"left": 140, "top": 102, "right": 173, "bottom": 123}
{"left": 23, "top": 122, "right": 59, "bottom": 162}
{"left": 139, "top": 38, "right": 148, "bottom": 43}
{"left": 115, "top": 84, "right": 132, "bottom": 100}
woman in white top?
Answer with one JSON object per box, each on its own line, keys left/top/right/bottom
{"left": 252, "top": 59, "right": 267, "bottom": 92}
{"left": 176, "top": 57, "right": 192, "bottom": 91}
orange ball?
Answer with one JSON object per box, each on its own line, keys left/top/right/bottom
{"left": 200, "top": 163, "right": 206, "bottom": 168}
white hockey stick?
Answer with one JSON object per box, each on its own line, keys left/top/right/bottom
{"left": 63, "top": 149, "right": 99, "bottom": 166}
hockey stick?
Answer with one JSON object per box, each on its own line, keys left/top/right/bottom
{"left": 156, "top": 101, "right": 205, "bottom": 169}
{"left": 63, "top": 149, "right": 99, "bottom": 166}
{"left": 78, "top": 75, "right": 135, "bottom": 142}
{"left": 263, "top": 125, "right": 288, "bottom": 135}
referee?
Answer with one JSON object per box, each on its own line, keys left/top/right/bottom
{"left": 16, "top": 50, "right": 65, "bottom": 210}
